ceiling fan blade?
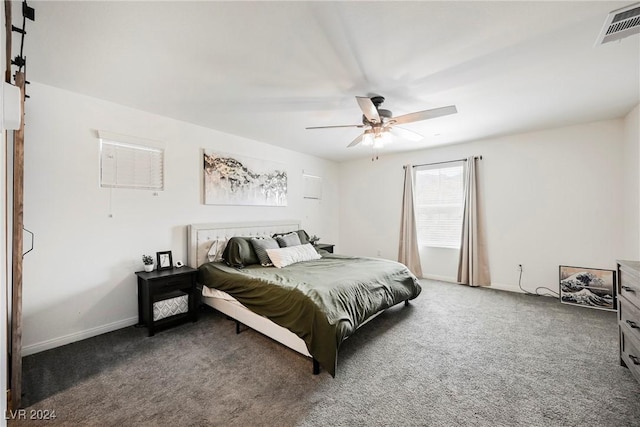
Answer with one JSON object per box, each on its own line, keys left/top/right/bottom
{"left": 392, "top": 105, "right": 457, "bottom": 125}
{"left": 306, "top": 124, "right": 364, "bottom": 130}
{"left": 356, "top": 96, "right": 381, "bottom": 123}
{"left": 389, "top": 126, "right": 424, "bottom": 142}
{"left": 347, "top": 133, "right": 364, "bottom": 148}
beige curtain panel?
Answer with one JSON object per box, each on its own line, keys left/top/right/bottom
{"left": 398, "top": 165, "right": 423, "bottom": 278}
{"left": 457, "top": 157, "right": 491, "bottom": 286}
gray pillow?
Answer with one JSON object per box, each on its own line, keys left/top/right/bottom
{"left": 250, "top": 237, "right": 280, "bottom": 266}
{"left": 276, "top": 232, "right": 302, "bottom": 248}
{"left": 273, "top": 230, "right": 310, "bottom": 245}
{"left": 297, "top": 229, "right": 310, "bottom": 245}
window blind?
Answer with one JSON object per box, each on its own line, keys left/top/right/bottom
{"left": 99, "top": 134, "right": 164, "bottom": 190}
{"left": 414, "top": 163, "right": 464, "bottom": 249}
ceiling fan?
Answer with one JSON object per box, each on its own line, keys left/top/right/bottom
{"left": 306, "top": 95, "right": 457, "bottom": 149}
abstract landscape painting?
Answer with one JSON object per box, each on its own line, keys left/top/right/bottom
{"left": 559, "top": 266, "right": 616, "bottom": 311}
{"left": 203, "top": 150, "right": 287, "bottom": 206}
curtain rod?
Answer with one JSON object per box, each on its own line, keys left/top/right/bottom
{"left": 403, "top": 155, "right": 483, "bottom": 169}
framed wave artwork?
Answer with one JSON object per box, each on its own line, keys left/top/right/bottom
{"left": 559, "top": 265, "right": 616, "bottom": 311}
{"left": 203, "top": 150, "right": 288, "bottom": 206}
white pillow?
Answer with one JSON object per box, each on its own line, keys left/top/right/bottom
{"left": 266, "top": 243, "right": 321, "bottom": 268}
{"left": 207, "top": 238, "right": 228, "bottom": 262}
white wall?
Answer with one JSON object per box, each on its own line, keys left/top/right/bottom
{"left": 339, "top": 118, "right": 628, "bottom": 293}
{"left": 22, "top": 82, "right": 340, "bottom": 354}
{"left": 623, "top": 104, "right": 640, "bottom": 258}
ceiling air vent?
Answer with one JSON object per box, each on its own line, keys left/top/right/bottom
{"left": 596, "top": 2, "right": 640, "bottom": 44}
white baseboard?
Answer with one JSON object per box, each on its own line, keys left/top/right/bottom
{"left": 487, "top": 282, "right": 525, "bottom": 294}
{"left": 421, "top": 275, "right": 550, "bottom": 296}
{"left": 421, "top": 274, "right": 458, "bottom": 283}
{"left": 22, "top": 316, "right": 138, "bottom": 356}
{"left": 489, "top": 282, "right": 557, "bottom": 298}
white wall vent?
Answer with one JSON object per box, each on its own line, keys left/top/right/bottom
{"left": 596, "top": 2, "right": 640, "bottom": 45}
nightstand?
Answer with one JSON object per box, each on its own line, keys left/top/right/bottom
{"left": 135, "top": 266, "right": 198, "bottom": 336}
{"left": 315, "top": 243, "right": 334, "bottom": 253}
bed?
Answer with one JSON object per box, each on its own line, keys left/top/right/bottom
{"left": 188, "top": 220, "right": 421, "bottom": 376}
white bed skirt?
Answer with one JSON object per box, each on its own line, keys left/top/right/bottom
{"left": 201, "top": 289, "right": 312, "bottom": 358}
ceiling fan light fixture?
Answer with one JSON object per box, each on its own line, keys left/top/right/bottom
{"left": 361, "top": 129, "right": 373, "bottom": 146}
{"left": 382, "top": 131, "right": 393, "bottom": 144}
{"left": 372, "top": 129, "right": 393, "bottom": 149}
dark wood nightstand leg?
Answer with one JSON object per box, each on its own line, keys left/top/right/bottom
{"left": 190, "top": 281, "right": 198, "bottom": 322}
{"left": 148, "top": 293, "right": 155, "bottom": 337}
{"left": 136, "top": 277, "right": 144, "bottom": 326}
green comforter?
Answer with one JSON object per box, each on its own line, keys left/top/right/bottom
{"left": 197, "top": 253, "right": 421, "bottom": 376}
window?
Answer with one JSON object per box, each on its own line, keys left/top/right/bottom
{"left": 99, "top": 131, "right": 164, "bottom": 190}
{"left": 414, "top": 163, "right": 464, "bottom": 249}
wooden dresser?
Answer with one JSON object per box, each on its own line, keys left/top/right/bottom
{"left": 617, "top": 260, "right": 640, "bottom": 384}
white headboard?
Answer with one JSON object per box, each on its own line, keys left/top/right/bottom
{"left": 187, "top": 220, "right": 301, "bottom": 268}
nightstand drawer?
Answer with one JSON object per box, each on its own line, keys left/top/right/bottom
{"left": 152, "top": 275, "right": 192, "bottom": 292}
{"left": 621, "top": 328, "right": 640, "bottom": 383}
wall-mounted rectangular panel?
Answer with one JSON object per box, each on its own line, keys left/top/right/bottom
{"left": 303, "top": 174, "right": 322, "bottom": 200}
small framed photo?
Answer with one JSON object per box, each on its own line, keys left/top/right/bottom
{"left": 156, "top": 251, "right": 173, "bottom": 271}
{"left": 559, "top": 265, "right": 616, "bottom": 311}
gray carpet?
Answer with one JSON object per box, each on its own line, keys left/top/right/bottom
{"left": 13, "top": 280, "right": 640, "bottom": 426}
